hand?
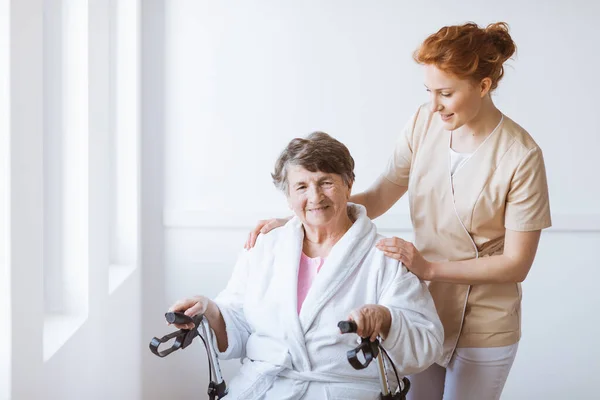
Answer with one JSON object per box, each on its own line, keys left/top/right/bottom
{"left": 244, "top": 217, "right": 290, "bottom": 249}
{"left": 348, "top": 305, "right": 391, "bottom": 342}
{"left": 168, "top": 295, "right": 212, "bottom": 330}
{"left": 376, "top": 237, "right": 434, "bottom": 280}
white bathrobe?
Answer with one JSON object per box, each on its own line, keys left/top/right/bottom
{"left": 213, "top": 204, "right": 443, "bottom": 400}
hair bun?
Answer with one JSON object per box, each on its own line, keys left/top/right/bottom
{"left": 486, "top": 22, "right": 516, "bottom": 61}
{"left": 414, "top": 21, "right": 517, "bottom": 91}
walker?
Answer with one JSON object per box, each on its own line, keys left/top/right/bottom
{"left": 149, "top": 312, "right": 410, "bottom": 399}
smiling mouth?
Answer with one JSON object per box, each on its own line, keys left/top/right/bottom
{"left": 307, "top": 206, "right": 329, "bottom": 212}
{"left": 441, "top": 113, "right": 454, "bottom": 118}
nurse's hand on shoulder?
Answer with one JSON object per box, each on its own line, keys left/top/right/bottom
{"left": 349, "top": 305, "right": 392, "bottom": 342}
{"left": 376, "top": 237, "right": 434, "bottom": 280}
{"left": 168, "top": 295, "right": 212, "bottom": 330}
{"left": 244, "top": 217, "right": 291, "bottom": 249}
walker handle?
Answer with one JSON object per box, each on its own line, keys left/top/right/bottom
{"left": 337, "top": 320, "right": 379, "bottom": 370}
{"left": 165, "top": 311, "right": 194, "bottom": 325}
{"left": 338, "top": 320, "right": 358, "bottom": 334}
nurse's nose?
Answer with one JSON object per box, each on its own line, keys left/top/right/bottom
{"left": 430, "top": 101, "right": 443, "bottom": 113}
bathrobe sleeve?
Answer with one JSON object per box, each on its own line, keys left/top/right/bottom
{"left": 211, "top": 249, "right": 254, "bottom": 360}
{"left": 378, "top": 262, "right": 444, "bottom": 375}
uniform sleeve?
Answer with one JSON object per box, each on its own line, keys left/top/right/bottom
{"left": 212, "top": 249, "right": 254, "bottom": 360}
{"left": 504, "top": 147, "right": 552, "bottom": 231}
{"left": 378, "top": 262, "right": 444, "bottom": 376}
{"left": 382, "top": 108, "right": 421, "bottom": 187}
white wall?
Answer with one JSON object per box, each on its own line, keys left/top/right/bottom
{"left": 147, "top": 1, "right": 600, "bottom": 399}
{"left": 9, "top": 1, "right": 45, "bottom": 397}
{"left": 0, "top": 0, "right": 10, "bottom": 397}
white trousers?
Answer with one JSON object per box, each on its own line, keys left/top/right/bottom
{"left": 406, "top": 343, "right": 519, "bottom": 400}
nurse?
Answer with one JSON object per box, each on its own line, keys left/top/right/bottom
{"left": 245, "top": 22, "right": 551, "bottom": 400}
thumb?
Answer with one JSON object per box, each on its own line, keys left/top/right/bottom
{"left": 168, "top": 298, "right": 195, "bottom": 313}
{"left": 348, "top": 310, "right": 362, "bottom": 335}
{"left": 184, "top": 300, "right": 206, "bottom": 317}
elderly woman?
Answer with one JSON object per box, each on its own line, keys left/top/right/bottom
{"left": 169, "top": 132, "right": 443, "bottom": 399}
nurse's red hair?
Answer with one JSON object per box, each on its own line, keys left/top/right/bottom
{"left": 414, "top": 22, "right": 517, "bottom": 90}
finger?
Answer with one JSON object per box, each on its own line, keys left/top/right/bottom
{"left": 376, "top": 245, "right": 401, "bottom": 254}
{"left": 370, "top": 319, "right": 381, "bottom": 342}
{"left": 168, "top": 299, "right": 195, "bottom": 313}
{"left": 260, "top": 220, "right": 276, "bottom": 234}
{"left": 377, "top": 237, "right": 404, "bottom": 246}
{"left": 348, "top": 311, "right": 362, "bottom": 336}
{"left": 246, "top": 230, "right": 259, "bottom": 249}
{"left": 370, "top": 330, "right": 378, "bottom": 342}
{"left": 355, "top": 308, "right": 373, "bottom": 339}
{"left": 378, "top": 239, "right": 409, "bottom": 249}
{"left": 382, "top": 251, "right": 403, "bottom": 262}
{"left": 387, "top": 251, "right": 409, "bottom": 265}
{"left": 376, "top": 238, "right": 394, "bottom": 247}
{"left": 248, "top": 232, "right": 257, "bottom": 248}
{"left": 247, "top": 220, "right": 267, "bottom": 248}
{"left": 364, "top": 317, "right": 374, "bottom": 341}
{"left": 184, "top": 302, "right": 206, "bottom": 317}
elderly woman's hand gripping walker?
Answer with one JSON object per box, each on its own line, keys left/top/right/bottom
{"left": 150, "top": 306, "right": 411, "bottom": 398}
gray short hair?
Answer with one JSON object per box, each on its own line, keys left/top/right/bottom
{"left": 272, "top": 132, "right": 355, "bottom": 193}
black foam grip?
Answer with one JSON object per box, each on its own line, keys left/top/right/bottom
{"left": 165, "top": 311, "right": 193, "bottom": 325}
{"left": 338, "top": 320, "right": 358, "bottom": 334}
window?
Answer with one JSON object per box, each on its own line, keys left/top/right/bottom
{"left": 40, "top": 0, "right": 140, "bottom": 363}
{"left": 43, "top": 0, "right": 89, "bottom": 361}
{"left": 108, "top": 0, "right": 140, "bottom": 293}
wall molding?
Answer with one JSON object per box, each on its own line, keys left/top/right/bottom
{"left": 163, "top": 209, "right": 600, "bottom": 233}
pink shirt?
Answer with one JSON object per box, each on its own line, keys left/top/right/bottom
{"left": 297, "top": 252, "right": 325, "bottom": 314}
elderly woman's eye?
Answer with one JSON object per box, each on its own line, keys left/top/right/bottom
{"left": 322, "top": 181, "right": 333, "bottom": 186}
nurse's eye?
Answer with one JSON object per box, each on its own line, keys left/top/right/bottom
{"left": 441, "top": 92, "right": 452, "bottom": 97}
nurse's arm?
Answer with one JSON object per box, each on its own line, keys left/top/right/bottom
{"left": 430, "top": 229, "right": 542, "bottom": 284}
{"left": 349, "top": 176, "right": 407, "bottom": 220}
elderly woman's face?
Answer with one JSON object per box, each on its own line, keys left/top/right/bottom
{"left": 286, "top": 165, "right": 351, "bottom": 230}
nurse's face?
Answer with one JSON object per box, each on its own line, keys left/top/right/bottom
{"left": 423, "top": 64, "right": 487, "bottom": 131}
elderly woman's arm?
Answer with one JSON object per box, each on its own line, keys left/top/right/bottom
{"left": 169, "top": 250, "right": 254, "bottom": 358}
{"left": 377, "top": 262, "right": 444, "bottom": 375}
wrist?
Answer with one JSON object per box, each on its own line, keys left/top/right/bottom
{"left": 379, "top": 305, "right": 392, "bottom": 339}
{"left": 205, "top": 300, "right": 221, "bottom": 322}
{"left": 425, "top": 261, "right": 439, "bottom": 281}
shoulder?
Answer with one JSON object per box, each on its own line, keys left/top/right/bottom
{"left": 367, "top": 233, "right": 411, "bottom": 276}
{"left": 501, "top": 114, "right": 544, "bottom": 157}
{"left": 252, "top": 223, "right": 289, "bottom": 253}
